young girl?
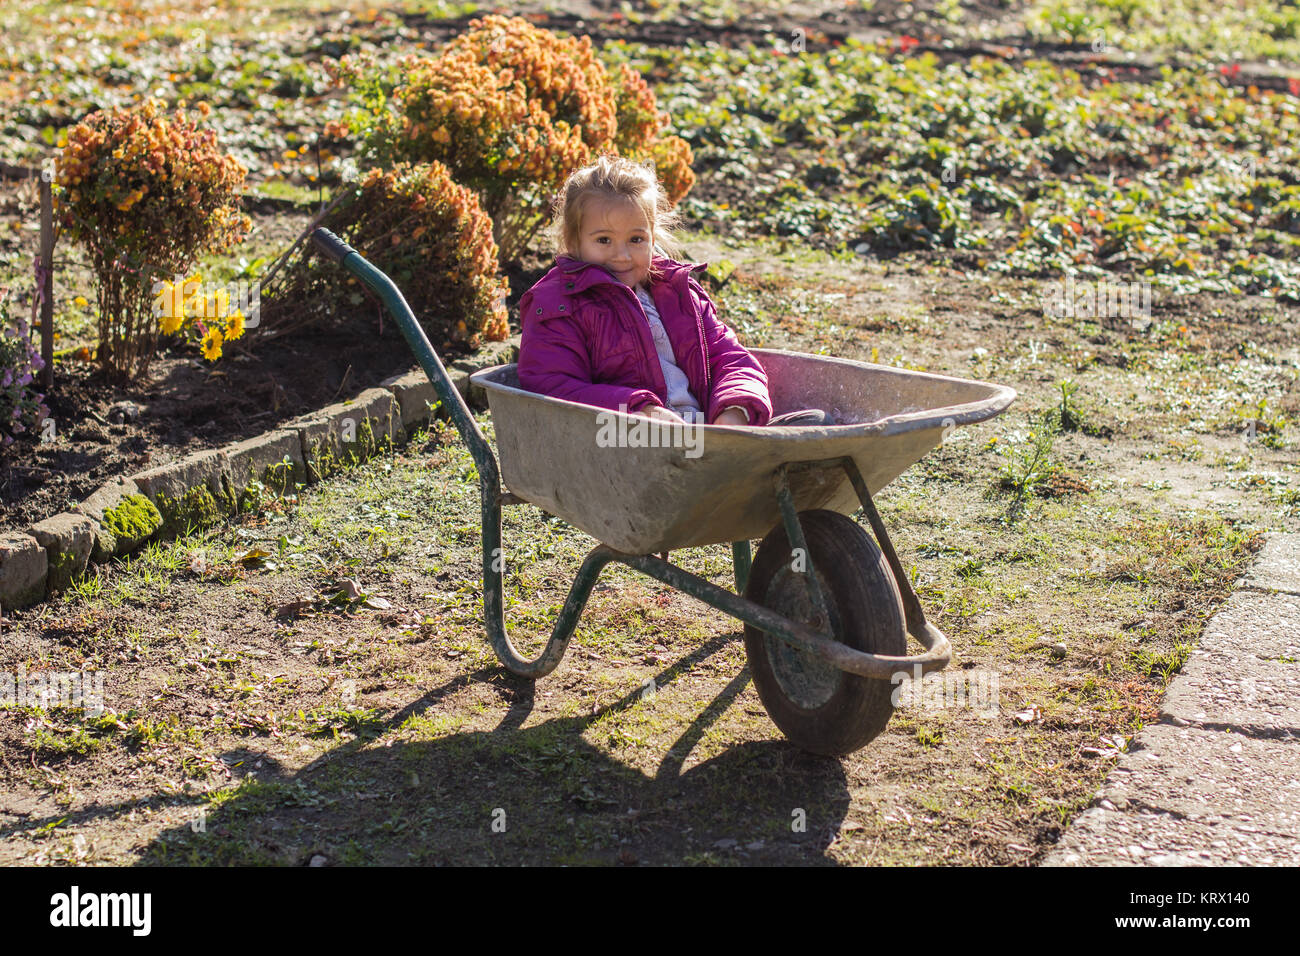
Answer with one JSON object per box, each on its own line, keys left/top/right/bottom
{"left": 517, "top": 154, "right": 831, "bottom": 428}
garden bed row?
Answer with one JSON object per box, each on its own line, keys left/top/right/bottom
{"left": 0, "top": 335, "right": 519, "bottom": 612}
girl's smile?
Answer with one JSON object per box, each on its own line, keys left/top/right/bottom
{"left": 575, "top": 196, "right": 654, "bottom": 288}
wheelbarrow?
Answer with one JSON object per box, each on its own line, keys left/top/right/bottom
{"left": 311, "top": 228, "right": 1016, "bottom": 755}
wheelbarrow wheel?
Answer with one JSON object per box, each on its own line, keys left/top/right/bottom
{"left": 743, "top": 509, "right": 906, "bottom": 756}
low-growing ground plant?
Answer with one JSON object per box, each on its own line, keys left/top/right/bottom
{"left": 862, "top": 181, "right": 975, "bottom": 251}
{"left": 0, "top": 287, "right": 49, "bottom": 450}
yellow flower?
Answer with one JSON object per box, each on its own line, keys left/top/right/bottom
{"left": 223, "top": 309, "right": 245, "bottom": 341}
{"left": 73, "top": 295, "right": 88, "bottom": 307}
{"left": 160, "top": 310, "right": 184, "bottom": 335}
{"left": 200, "top": 327, "right": 224, "bottom": 361}
{"left": 156, "top": 279, "right": 185, "bottom": 334}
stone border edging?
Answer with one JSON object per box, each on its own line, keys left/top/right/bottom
{"left": 0, "top": 335, "right": 520, "bottom": 612}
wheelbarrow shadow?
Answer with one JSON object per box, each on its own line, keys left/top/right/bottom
{"left": 134, "top": 633, "right": 854, "bottom": 865}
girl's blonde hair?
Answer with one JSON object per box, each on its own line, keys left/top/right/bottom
{"left": 547, "top": 154, "right": 683, "bottom": 273}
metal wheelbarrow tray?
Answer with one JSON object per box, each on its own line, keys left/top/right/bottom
{"left": 312, "top": 228, "right": 1016, "bottom": 755}
{"left": 474, "top": 351, "right": 1012, "bottom": 554}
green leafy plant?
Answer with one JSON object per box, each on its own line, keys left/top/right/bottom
{"left": 862, "top": 183, "right": 973, "bottom": 250}
{"left": 1057, "top": 378, "right": 1083, "bottom": 432}
{"left": 999, "top": 408, "right": 1064, "bottom": 520}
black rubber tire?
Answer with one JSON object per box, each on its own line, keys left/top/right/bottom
{"left": 743, "top": 509, "right": 907, "bottom": 756}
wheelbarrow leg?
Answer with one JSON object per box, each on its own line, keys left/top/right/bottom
{"left": 483, "top": 485, "right": 616, "bottom": 678}
{"left": 773, "top": 456, "right": 936, "bottom": 642}
{"left": 731, "top": 540, "right": 751, "bottom": 594}
{"left": 761, "top": 456, "right": 950, "bottom": 676}
{"left": 837, "top": 459, "right": 928, "bottom": 637}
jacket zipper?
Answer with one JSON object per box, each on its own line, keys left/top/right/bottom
{"left": 581, "top": 266, "right": 711, "bottom": 405}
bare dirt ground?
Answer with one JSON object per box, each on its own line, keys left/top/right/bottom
{"left": 1, "top": 225, "right": 1292, "bottom": 865}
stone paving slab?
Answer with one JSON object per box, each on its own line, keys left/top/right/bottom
{"left": 1160, "top": 590, "right": 1300, "bottom": 737}
{"left": 1, "top": 335, "right": 523, "bottom": 615}
{"left": 1044, "top": 724, "right": 1300, "bottom": 866}
{"left": 1240, "top": 534, "right": 1300, "bottom": 595}
{"left": 27, "top": 513, "right": 96, "bottom": 594}
{"left": 226, "top": 428, "right": 306, "bottom": 498}
{"left": 132, "top": 449, "right": 233, "bottom": 505}
{"left": 0, "top": 533, "right": 47, "bottom": 611}
{"left": 381, "top": 368, "right": 442, "bottom": 431}
{"left": 72, "top": 477, "right": 149, "bottom": 561}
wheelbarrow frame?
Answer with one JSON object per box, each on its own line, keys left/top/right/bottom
{"left": 311, "top": 229, "right": 957, "bottom": 687}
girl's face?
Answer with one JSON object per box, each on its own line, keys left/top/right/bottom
{"left": 574, "top": 196, "right": 654, "bottom": 288}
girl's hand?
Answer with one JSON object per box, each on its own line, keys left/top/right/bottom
{"left": 711, "top": 407, "right": 749, "bottom": 427}
{"left": 637, "top": 404, "right": 685, "bottom": 423}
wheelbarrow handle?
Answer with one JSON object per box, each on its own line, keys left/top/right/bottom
{"left": 310, "top": 226, "right": 357, "bottom": 264}
{"left": 309, "top": 229, "right": 542, "bottom": 681}
{"left": 306, "top": 226, "right": 496, "bottom": 484}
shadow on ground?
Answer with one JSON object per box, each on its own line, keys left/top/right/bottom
{"left": 118, "top": 633, "right": 854, "bottom": 865}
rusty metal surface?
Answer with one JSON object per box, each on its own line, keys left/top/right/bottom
{"left": 472, "top": 349, "right": 1016, "bottom": 554}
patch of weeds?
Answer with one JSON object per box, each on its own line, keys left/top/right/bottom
{"left": 997, "top": 407, "right": 1063, "bottom": 520}
{"left": 988, "top": 746, "right": 1037, "bottom": 805}
{"left": 1056, "top": 378, "right": 1085, "bottom": 433}
{"left": 124, "top": 713, "right": 197, "bottom": 750}
{"left": 1131, "top": 641, "right": 1192, "bottom": 687}
{"left": 1054, "top": 377, "right": 1113, "bottom": 438}
{"left": 1105, "top": 516, "right": 1256, "bottom": 591}
{"left": 916, "top": 724, "right": 945, "bottom": 748}
{"left": 1236, "top": 398, "right": 1289, "bottom": 449}
{"left": 398, "top": 712, "right": 465, "bottom": 740}
{"left": 28, "top": 724, "right": 107, "bottom": 758}
{"left": 20, "top": 708, "right": 125, "bottom": 759}
{"left": 302, "top": 704, "right": 386, "bottom": 738}
{"left": 68, "top": 568, "right": 105, "bottom": 602}
{"left": 1165, "top": 438, "right": 1204, "bottom": 462}
{"left": 134, "top": 536, "right": 188, "bottom": 576}
{"left": 1276, "top": 487, "right": 1300, "bottom": 515}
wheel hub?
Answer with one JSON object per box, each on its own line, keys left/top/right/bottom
{"left": 762, "top": 565, "right": 840, "bottom": 710}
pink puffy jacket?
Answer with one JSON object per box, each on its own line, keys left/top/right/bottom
{"left": 516, "top": 254, "right": 773, "bottom": 426}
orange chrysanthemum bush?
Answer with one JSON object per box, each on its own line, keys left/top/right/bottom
{"left": 332, "top": 15, "right": 694, "bottom": 262}
{"left": 263, "top": 162, "right": 508, "bottom": 350}
{"left": 56, "top": 98, "right": 250, "bottom": 380}
{"left": 609, "top": 61, "right": 696, "bottom": 205}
